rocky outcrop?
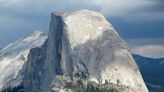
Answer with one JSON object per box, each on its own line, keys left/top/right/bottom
{"left": 0, "top": 31, "right": 47, "bottom": 91}
{"left": 24, "top": 10, "right": 149, "bottom": 92}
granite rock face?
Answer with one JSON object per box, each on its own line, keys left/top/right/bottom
{"left": 24, "top": 10, "right": 149, "bottom": 92}
{"left": 0, "top": 31, "right": 47, "bottom": 91}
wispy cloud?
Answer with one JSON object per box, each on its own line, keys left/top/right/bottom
{"left": 0, "top": 0, "right": 162, "bottom": 19}
{"left": 132, "top": 45, "right": 164, "bottom": 58}
{"left": 127, "top": 37, "right": 164, "bottom": 58}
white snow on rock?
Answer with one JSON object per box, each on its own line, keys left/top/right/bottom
{"left": 0, "top": 30, "right": 47, "bottom": 91}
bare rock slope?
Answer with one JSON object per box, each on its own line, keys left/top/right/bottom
{"left": 0, "top": 31, "right": 47, "bottom": 91}
{"left": 24, "top": 10, "right": 148, "bottom": 92}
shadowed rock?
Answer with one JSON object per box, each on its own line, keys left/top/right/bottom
{"left": 23, "top": 9, "right": 149, "bottom": 92}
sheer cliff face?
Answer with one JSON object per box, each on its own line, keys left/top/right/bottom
{"left": 24, "top": 10, "right": 148, "bottom": 92}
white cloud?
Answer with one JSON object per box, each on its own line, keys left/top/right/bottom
{"left": 0, "top": 0, "right": 160, "bottom": 18}
{"left": 126, "top": 37, "right": 164, "bottom": 58}
{"left": 131, "top": 45, "right": 164, "bottom": 58}
{"left": 91, "top": 0, "right": 158, "bottom": 17}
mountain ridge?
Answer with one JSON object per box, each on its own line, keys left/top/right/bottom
{"left": 24, "top": 9, "right": 148, "bottom": 92}
{"left": 0, "top": 30, "right": 47, "bottom": 91}
{"left": 0, "top": 10, "right": 149, "bottom": 92}
{"left": 133, "top": 54, "right": 164, "bottom": 92}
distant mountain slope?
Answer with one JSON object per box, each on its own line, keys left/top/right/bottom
{"left": 133, "top": 54, "right": 164, "bottom": 92}
{"left": 0, "top": 31, "right": 47, "bottom": 91}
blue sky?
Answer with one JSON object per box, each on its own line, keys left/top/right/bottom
{"left": 0, "top": 0, "right": 164, "bottom": 58}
